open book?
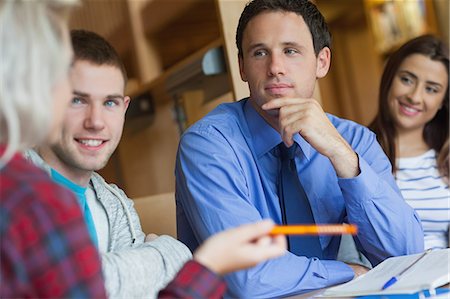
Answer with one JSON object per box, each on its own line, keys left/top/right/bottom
{"left": 322, "top": 248, "right": 450, "bottom": 297}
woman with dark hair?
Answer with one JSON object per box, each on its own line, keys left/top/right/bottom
{"left": 370, "top": 34, "right": 449, "bottom": 249}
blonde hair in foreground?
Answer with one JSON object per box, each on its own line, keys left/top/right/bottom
{"left": 0, "top": 0, "right": 77, "bottom": 168}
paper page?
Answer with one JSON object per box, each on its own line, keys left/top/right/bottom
{"left": 321, "top": 249, "right": 450, "bottom": 297}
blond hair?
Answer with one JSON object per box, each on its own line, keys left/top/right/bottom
{"left": 0, "top": 0, "right": 77, "bottom": 167}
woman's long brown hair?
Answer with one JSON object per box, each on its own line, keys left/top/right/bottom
{"left": 369, "top": 35, "right": 449, "bottom": 180}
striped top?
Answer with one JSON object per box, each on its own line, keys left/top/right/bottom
{"left": 396, "top": 149, "right": 450, "bottom": 250}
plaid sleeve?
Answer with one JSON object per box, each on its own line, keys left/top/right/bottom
{"left": 0, "top": 157, "right": 107, "bottom": 298}
{"left": 158, "top": 260, "right": 226, "bottom": 299}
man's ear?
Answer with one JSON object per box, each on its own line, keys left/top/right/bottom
{"left": 316, "top": 47, "right": 331, "bottom": 79}
{"left": 123, "top": 96, "right": 131, "bottom": 111}
{"left": 238, "top": 55, "right": 248, "bottom": 82}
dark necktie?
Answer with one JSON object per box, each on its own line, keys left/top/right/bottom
{"left": 278, "top": 142, "right": 323, "bottom": 258}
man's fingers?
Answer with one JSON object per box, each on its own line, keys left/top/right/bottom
{"left": 262, "top": 97, "right": 310, "bottom": 110}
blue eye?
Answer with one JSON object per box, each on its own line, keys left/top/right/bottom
{"left": 72, "top": 97, "right": 83, "bottom": 104}
{"left": 105, "top": 100, "right": 118, "bottom": 107}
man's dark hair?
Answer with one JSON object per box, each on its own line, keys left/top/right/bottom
{"left": 70, "top": 29, "right": 127, "bottom": 83}
{"left": 236, "top": 0, "right": 331, "bottom": 58}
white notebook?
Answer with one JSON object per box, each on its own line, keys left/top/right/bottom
{"left": 321, "top": 248, "right": 450, "bottom": 297}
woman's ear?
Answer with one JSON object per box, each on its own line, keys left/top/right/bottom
{"left": 316, "top": 47, "right": 331, "bottom": 79}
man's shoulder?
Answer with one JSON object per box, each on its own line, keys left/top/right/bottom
{"left": 327, "top": 113, "right": 374, "bottom": 141}
{"left": 186, "top": 100, "right": 246, "bottom": 135}
{"left": 90, "top": 172, "right": 126, "bottom": 200}
{"left": 23, "top": 149, "right": 51, "bottom": 173}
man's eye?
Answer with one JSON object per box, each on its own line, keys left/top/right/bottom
{"left": 285, "top": 48, "right": 298, "bottom": 55}
{"left": 253, "top": 50, "right": 267, "bottom": 57}
{"left": 105, "top": 100, "right": 118, "bottom": 107}
{"left": 72, "top": 97, "right": 83, "bottom": 104}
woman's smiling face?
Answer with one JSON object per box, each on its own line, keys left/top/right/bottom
{"left": 388, "top": 53, "right": 448, "bottom": 134}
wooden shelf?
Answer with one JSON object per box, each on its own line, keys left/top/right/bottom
{"left": 141, "top": 0, "right": 221, "bottom": 69}
{"left": 128, "top": 38, "right": 223, "bottom": 103}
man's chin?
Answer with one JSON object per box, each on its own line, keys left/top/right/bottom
{"left": 91, "top": 162, "right": 109, "bottom": 172}
{"left": 77, "top": 159, "right": 109, "bottom": 173}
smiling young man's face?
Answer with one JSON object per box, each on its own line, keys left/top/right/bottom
{"left": 40, "top": 59, "right": 130, "bottom": 185}
{"left": 238, "top": 11, "right": 329, "bottom": 119}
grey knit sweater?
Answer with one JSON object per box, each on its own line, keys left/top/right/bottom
{"left": 26, "top": 150, "right": 192, "bottom": 298}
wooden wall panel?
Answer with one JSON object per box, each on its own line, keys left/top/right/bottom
{"left": 117, "top": 101, "right": 180, "bottom": 198}
{"left": 215, "top": 0, "right": 249, "bottom": 101}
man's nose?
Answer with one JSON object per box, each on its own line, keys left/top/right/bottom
{"left": 267, "top": 54, "right": 286, "bottom": 77}
{"left": 84, "top": 104, "right": 105, "bottom": 130}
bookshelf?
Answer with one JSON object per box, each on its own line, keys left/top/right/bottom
{"left": 364, "top": 0, "right": 439, "bottom": 56}
{"left": 115, "top": 0, "right": 248, "bottom": 197}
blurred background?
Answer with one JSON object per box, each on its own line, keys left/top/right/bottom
{"left": 69, "top": 0, "right": 449, "bottom": 198}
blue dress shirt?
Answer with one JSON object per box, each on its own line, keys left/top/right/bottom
{"left": 175, "top": 99, "right": 424, "bottom": 298}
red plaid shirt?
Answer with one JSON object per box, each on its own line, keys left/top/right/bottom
{"left": 159, "top": 260, "right": 226, "bottom": 299}
{"left": 1, "top": 148, "right": 226, "bottom": 298}
{"left": 0, "top": 150, "right": 106, "bottom": 298}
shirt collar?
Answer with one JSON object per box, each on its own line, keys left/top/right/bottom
{"left": 243, "top": 100, "right": 311, "bottom": 160}
{"left": 51, "top": 168, "right": 86, "bottom": 196}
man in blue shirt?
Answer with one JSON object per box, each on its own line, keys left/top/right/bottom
{"left": 175, "top": 0, "right": 424, "bottom": 297}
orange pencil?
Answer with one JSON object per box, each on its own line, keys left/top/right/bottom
{"left": 270, "top": 224, "right": 358, "bottom": 236}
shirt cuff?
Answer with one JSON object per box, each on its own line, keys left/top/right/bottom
{"left": 337, "top": 155, "right": 380, "bottom": 204}
{"left": 321, "top": 260, "right": 355, "bottom": 286}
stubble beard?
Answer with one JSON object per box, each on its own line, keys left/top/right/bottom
{"left": 51, "top": 142, "right": 112, "bottom": 174}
